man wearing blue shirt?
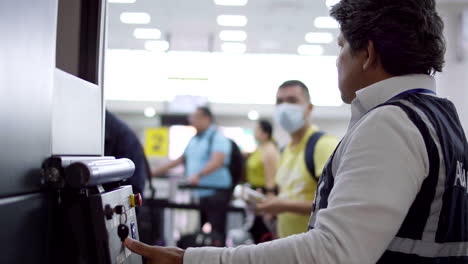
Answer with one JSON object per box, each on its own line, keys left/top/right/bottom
{"left": 153, "top": 107, "right": 232, "bottom": 242}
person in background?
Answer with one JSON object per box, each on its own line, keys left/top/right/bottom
{"left": 123, "top": 0, "right": 468, "bottom": 263}
{"left": 152, "top": 106, "right": 232, "bottom": 244}
{"left": 104, "top": 110, "right": 149, "bottom": 196}
{"left": 246, "top": 119, "right": 280, "bottom": 194}
{"left": 255, "top": 80, "right": 338, "bottom": 238}
{"left": 245, "top": 119, "right": 280, "bottom": 243}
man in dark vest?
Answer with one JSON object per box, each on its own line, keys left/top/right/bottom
{"left": 123, "top": 1, "right": 468, "bottom": 263}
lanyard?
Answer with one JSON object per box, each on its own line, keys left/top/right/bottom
{"left": 389, "top": 88, "right": 436, "bottom": 101}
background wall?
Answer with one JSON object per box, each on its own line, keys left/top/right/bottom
{"left": 111, "top": 110, "right": 349, "bottom": 148}
{"left": 107, "top": 2, "right": 468, "bottom": 167}
{"left": 436, "top": 2, "right": 468, "bottom": 132}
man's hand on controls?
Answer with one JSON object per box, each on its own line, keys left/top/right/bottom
{"left": 188, "top": 173, "right": 201, "bottom": 185}
{"left": 124, "top": 238, "right": 184, "bottom": 264}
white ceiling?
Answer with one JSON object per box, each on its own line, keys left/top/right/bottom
{"left": 107, "top": 0, "right": 467, "bottom": 55}
{"left": 105, "top": 0, "right": 467, "bottom": 120}
{"left": 107, "top": 0, "right": 341, "bottom": 55}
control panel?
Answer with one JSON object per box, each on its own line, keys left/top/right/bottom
{"left": 89, "top": 186, "right": 142, "bottom": 264}
{"left": 42, "top": 156, "right": 141, "bottom": 263}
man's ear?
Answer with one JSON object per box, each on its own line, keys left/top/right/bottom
{"left": 363, "top": 40, "right": 377, "bottom": 71}
{"left": 307, "top": 103, "right": 314, "bottom": 113}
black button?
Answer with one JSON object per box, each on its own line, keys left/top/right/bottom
{"left": 117, "top": 224, "right": 129, "bottom": 242}
{"left": 115, "top": 205, "right": 124, "bottom": 214}
{"left": 104, "top": 204, "right": 113, "bottom": 220}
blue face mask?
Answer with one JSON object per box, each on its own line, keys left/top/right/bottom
{"left": 274, "top": 103, "right": 306, "bottom": 134}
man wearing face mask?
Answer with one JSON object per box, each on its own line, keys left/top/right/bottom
{"left": 256, "top": 80, "right": 338, "bottom": 238}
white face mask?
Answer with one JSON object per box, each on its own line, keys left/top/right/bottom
{"left": 274, "top": 103, "right": 306, "bottom": 134}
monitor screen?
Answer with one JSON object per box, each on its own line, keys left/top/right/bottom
{"left": 56, "top": 0, "right": 104, "bottom": 85}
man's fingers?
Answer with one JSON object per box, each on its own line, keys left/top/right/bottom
{"left": 124, "top": 238, "right": 155, "bottom": 257}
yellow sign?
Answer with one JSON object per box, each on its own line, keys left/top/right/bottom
{"left": 145, "top": 127, "right": 169, "bottom": 157}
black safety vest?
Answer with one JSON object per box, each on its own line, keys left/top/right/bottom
{"left": 310, "top": 92, "right": 468, "bottom": 263}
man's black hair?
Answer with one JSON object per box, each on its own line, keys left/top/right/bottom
{"left": 197, "top": 106, "right": 214, "bottom": 122}
{"left": 330, "top": 0, "right": 445, "bottom": 76}
{"left": 279, "top": 80, "right": 311, "bottom": 101}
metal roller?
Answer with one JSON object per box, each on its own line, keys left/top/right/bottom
{"left": 64, "top": 158, "right": 135, "bottom": 188}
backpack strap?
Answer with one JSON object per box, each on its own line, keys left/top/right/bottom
{"left": 183, "top": 131, "right": 216, "bottom": 175}
{"left": 206, "top": 130, "right": 230, "bottom": 167}
{"left": 305, "top": 131, "right": 325, "bottom": 181}
{"left": 206, "top": 130, "right": 216, "bottom": 157}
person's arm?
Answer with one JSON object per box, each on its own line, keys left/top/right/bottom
{"left": 188, "top": 152, "right": 226, "bottom": 185}
{"left": 152, "top": 156, "right": 184, "bottom": 177}
{"left": 126, "top": 107, "right": 429, "bottom": 264}
{"left": 262, "top": 144, "right": 279, "bottom": 193}
{"left": 256, "top": 198, "right": 312, "bottom": 215}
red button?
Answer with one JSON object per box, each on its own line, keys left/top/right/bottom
{"left": 135, "top": 193, "right": 142, "bottom": 207}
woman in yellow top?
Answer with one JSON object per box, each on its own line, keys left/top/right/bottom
{"left": 246, "top": 120, "right": 280, "bottom": 193}
{"left": 246, "top": 120, "right": 280, "bottom": 243}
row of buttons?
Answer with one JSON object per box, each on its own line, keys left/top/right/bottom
{"left": 104, "top": 193, "right": 142, "bottom": 220}
{"left": 129, "top": 193, "right": 142, "bottom": 208}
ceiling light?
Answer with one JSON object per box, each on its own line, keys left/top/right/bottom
{"left": 314, "top": 16, "right": 339, "bottom": 29}
{"left": 120, "top": 12, "right": 151, "bottom": 24}
{"left": 219, "top": 30, "right": 247, "bottom": 41}
{"left": 134, "top": 28, "right": 161, "bottom": 39}
{"left": 109, "top": 0, "right": 136, "bottom": 3}
{"left": 297, "top": 45, "right": 324, "bottom": 56}
{"left": 221, "top": 43, "right": 247, "bottom": 53}
{"left": 217, "top": 15, "right": 248, "bottom": 27}
{"left": 214, "top": 0, "right": 248, "bottom": 6}
{"left": 326, "top": 0, "right": 340, "bottom": 8}
{"left": 145, "top": 40, "right": 170, "bottom": 52}
{"left": 248, "top": 110, "right": 259, "bottom": 121}
{"left": 305, "top": 32, "right": 334, "bottom": 44}
{"left": 144, "top": 107, "right": 156, "bottom": 117}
